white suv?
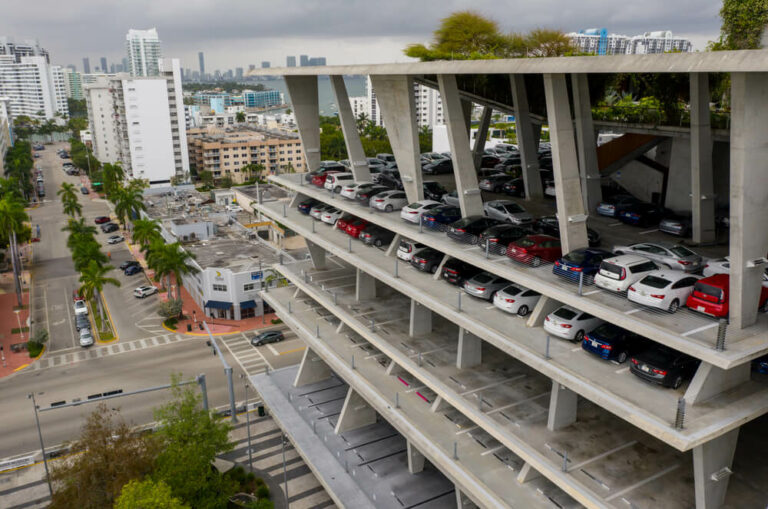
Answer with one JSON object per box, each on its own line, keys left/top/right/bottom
{"left": 324, "top": 172, "right": 354, "bottom": 193}
{"left": 73, "top": 299, "right": 88, "bottom": 316}
{"left": 134, "top": 285, "right": 159, "bottom": 298}
{"left": 594, "top": 255, "right": 659, "bottom": 293}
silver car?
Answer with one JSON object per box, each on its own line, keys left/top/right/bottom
{"left": 463, "top": 272, "right": 509, "bottom": 301}
{"left": 483, "top": 200, "right": 533, "bottom": 225}
{"left": 371, "top": 190, "right": 408, "bottom": 212}
{"left": 441, "top": 190, "right": 459, "bottom": 207}
{"left": 612, "top": 242, "right": 703, "bottom": 273}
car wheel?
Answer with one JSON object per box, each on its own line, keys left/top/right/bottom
{"left": 672, "top": 375, "right": 684, "bottom": 390}
{"left": 668, "top": 299, "right": 680, "bottom": 313}
{"left": 385, "top": 204, "right": 393, "bottom": 212}
{"left": 517, "top": 305, "right": 529, "bottom": 317}
{"left": 574, "top": 330, "right": 585, "bottom": 342}
{"left": 430, "top": 264, "right": 438, "bottom": 274}
{"left": 618, "top": 351, "right": 628, "bottom": 364}
{"left": 335, "top": 186, "right": 341, "bottom": 193}
{"left": 374, "top": 239, "right": 382, "bottom": 247}
{"left": 531, "top": 257, "right": 542, "bottom": 268}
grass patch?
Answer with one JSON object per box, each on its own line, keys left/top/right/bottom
{"left": 27, "top": 341, "right": 43, "bottom": 358}
{"left": 11, "top": 327, "right": 30, "bottom": 334}
{"left": 270, "top": 318, "right": 283, "bottom": 325}
{"left": 89, "top": 297, "right": 115, "bottom": 341}
{"left": 163, "top": 317, "right": 178, "bottom": 330}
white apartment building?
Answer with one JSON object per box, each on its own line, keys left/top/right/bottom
{"left": 568, "top": 29, "right": 692, "bottom": 55}
{"left": 0, "top": 37, "right": 49, "bottom": 63}
{"left": 628, "top": 31, "right": 693, "bottom": 54}
{"left": 0, "top": 55, "right": 68, "bottom": 120}
{"left": 0, "top": 97, "right": 12, "bottom": 175}
{"left": 126, "top": 28, "right": 162, "bottom": 77}
{"left": 84, "top": 76, "right": 120, "bottom": 164}
{"left": 364, "top": 76, "right": 443, "bottom": 128}
{"left": 349, "top": 95, "right": 369, "bottom": 121}
{"left": 63, "top": 68, "right": 83, "bottom": 100}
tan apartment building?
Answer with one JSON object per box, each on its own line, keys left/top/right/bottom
{"left": 187, "top": 126, "right": 305, "bottom": 183}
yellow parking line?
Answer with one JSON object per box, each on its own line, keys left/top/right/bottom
{"left": 279, "top": 346, "right": 306, "bottom": 356}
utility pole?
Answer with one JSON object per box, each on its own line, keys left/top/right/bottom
{"left": 29, "top": 393, "right": 53, "bottom": 498}
{"left": 240, "top": 374, "right": 253, "bottom": 472}
{"left": 203, "top": 321, "right": 238, "bottom": 423}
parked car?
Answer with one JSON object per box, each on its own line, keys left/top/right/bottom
{"left": 336, "top": 215, "right": 355, "bottom": 231}
{"left": 479, "top": 154, "right": 502, "bottom": 168}
{"left": 396, "top": 240, "right": 425, "bottom": 262}
{"left": 492, "top": 283, "right": 541, "bottom": 316}
{"left": 752, "top": 355, "right": 768, "bottom": 374}
{"left": 702, "top": 257, "right": 730, "bottom": 277}
{"left": 686, "top": 274, "right": 768, "bottom": 318}
{"left": 134, "top": 285, "right": 159, "bottom": 298}
{"left": 251, "top": 330, "right": 285, "bottom": 346}
{"left": 630, "top": 346, "right": 700, "bottom": 389}
{"left": 344, "top": 218, "right": 369, "bottom": 238}
{"left": 422, "top": 159, "right": 453, "bottom": 175}
{"left": 478, "top": 225, "right": 531, "bottom": 255}
{"left": 479, "top": 174, "right": 515, "bottom": 193}
{"left": 421, "top": 205, "right": 462, "bottom": 230}
{"left": 483, "top": 200, "right": 533, "bottom": 226}
{"left": 421, "top": 152, "right": 449, "bottom": 163}
{"left": 376, "top": 153, "right": 396, "bottom": 166}
{"left": 74, "top": 299, "right": 88, "bottom": 316}
{"left": 79, "top": 328, "right": 95, "bottom": 347}
{"left": 309, "top": 204, "right": 332, "bottom": 220}
{"left": 463, "top": 272, "right": 509, "bottom": 301}
{"left": 75, "top": 313, "right": 90, "bottom": 331}
{"left": 371, "top": 190, "right": 408, "bottom": 212}
{"left": 101, "top": 223, "right": 119, "bottom": 233}
{"left": 423, "top": 181, "right": 448, "bottom": 202}
{"left": 582, "top": 323, "right": 647, "bottom": 363}
{"left": 594, "top": 255, "right": 659, "bottom": 293}
{"left": 628, "top": 271, "right": 700, "bottom": 313}
{"left": 612, "top": 242, "right": 703, "bottom": 273}
{"left": 507, "top": 235, "right": 562, "bottom": 267}
{"left": 441, "top": 259, "right": 483, "bottom": 285}
{"left": 502, "top": 178, "right": 526, "bottom": 197}
{"left": 618, "top": 202, "right": 667, "bottom": 227}
{"left": 367, "top": 157, "right": 386, "bottom": 169}
{"left": 356, "top": 185, "right": 391, "bottom": 206}
{"left": 410, "top": 248, "right": 444, "bottom": 274}
{"left": 446, "top": 216, "right": 502, "bottom": 244}
{"left": 400, "top": 200, "right": 442, "bottom": 224}
{"left": 311, "top": 170, "right": 340, "bottom": 187}
{"left": 320, "top": 208, "right": 343, "bottom": 225}
{"left": 544, "top": 306, "right": 605, "bottom": 342}
{"left": 377, "top": 170, "right": 404, "bottom": 190}
{"left": 340, "top": 182, "right": 373, "bottom": 200}
{"left": 533, "top": 216, "right": 601, "bottom": 247}
{"left": 119, "top": 260, "right": 140, "bottom": 270}
{"left": 552, "top": 248, "right": 615, "bottom": 282}
{"left": 659, "top": 213, "right": 692, "bottom": 237}
{"left": 125, "top": 264, "right": 143, "bottom": 276}
{"left": 305, "top": 166, "right": 343, "bottom": 183}
{"left": 94, "top": 216, "right": 111, "bottom": 224}
{"left": 360, "top": 225, "right": 395, "bottom": 247}
{"left": 596, "top": 194, "right": 641, "bottom": 217}
{"left": 80, "top": 186, "right": 90, "bottom": 195}
{"left": 324, "top": 172, "right": 354, "bottom": 193}
{"left": 477, "top": 168, "right": 505, "bottom": 179}
{"left": 33, "top": 144, "right": 44, "bottom": 150}
{"left": 107, "top": 234, "right": 124, "bottom": 244}
{"left": 441, "top": 190, "right": 459, "bottom": 207}
{"left": 297, "top": 198, "right": 320, "bottom": 214}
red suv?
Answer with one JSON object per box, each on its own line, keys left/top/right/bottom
{"left": 311, "top": 170, "right": 340, "bottom": 187}
{"left": 686, "top": 273, "right": 768, "bottom": 317}
{"left": 345, "top": 218, "right": 369, "bottom": 238}
{"left": 507, "top": 235, "right": 562, "bottom": 267}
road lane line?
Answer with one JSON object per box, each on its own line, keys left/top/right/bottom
{"left": 638, "top": 229, "right": 659, "bottom": 235}
{"left": 682, "top": 322, "right": 718, "bottom": 337}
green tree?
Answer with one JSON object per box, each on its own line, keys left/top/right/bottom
{"left": 62, "top": 217, "right": 97, "bottom": 249}
{"left": 0, "top": 194, "right": 30, "bottom": 305}
{"left": 526, "top": 29, "right": 572, "bottom": 57}
{"left": 4, "top": 141, "right": 34, "bottom": 199}
{"left": 236, "top": 111, "right": 246, "bottom": 122}
{"left": 147, "top": 242, "right": 198, "bottom": 302}
{"left": 66, "top": 98, "right": 87, "bottom": 118}
{"left": 102, "top": 162, "right": 126, "bottom": 199}
{"left": 113, "top": 185, "right": 147, "bottom": 229}
{"left": 199, "top": 170, "right": 214, "bottom": 187}
{"left": 57, "top": 182, "right": 82, "bottom": 218}
{"left": 116, "top": 479, "right": 190, "bottom": 509}
{"left": 219, "top": 175, "right": 233, "bottom": 188}
{"left": 78, "top": 260, "right": 121, "bottom": 330}
{"left": 712, "top": 0, "right": 768, "bottom": 50}
{"left": 405, "top": 11, "right": 512, "bottom": 60}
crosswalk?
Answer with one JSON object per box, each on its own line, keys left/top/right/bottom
{"left": 219, "top": 333, "right": 272, "bottom": 376}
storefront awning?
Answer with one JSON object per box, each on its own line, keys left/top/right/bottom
{"left": 240, "top": 300, "right": 257, "bottom": 310}
{"left": 205, "top": 300, "right": 232, "bottom": 310}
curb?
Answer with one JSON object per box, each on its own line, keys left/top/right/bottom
{"left": 161, "top": 322, "right": 240, "bottom": 337}
{"left": 95, "top": 293, "right": 119, "bottom": 344}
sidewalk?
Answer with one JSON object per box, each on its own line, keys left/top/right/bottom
{"left": 0, "top": 272, "right": 33, "bottom": 378}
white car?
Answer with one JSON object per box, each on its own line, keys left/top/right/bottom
{"left": 107, "top": 234, "right": 124, "bottom": 244}
{"left": 628, "top": 271, "right": 700, "bottom": 313}
{"left": 492, "top": 284, "right": 541, "bottom": 316}
{"left": 594, "top": 255, "right": 659, "bottom": 293}
{"left": 371, "top": 190, "right": 408, "bottom": 212}
{"left": 225, "top": 204, "right": 243, "bottom": 212}
{"left": 133, "top": 285, "right": 159, "bottom": 298}
{"left": 703, "top": 257, "right": 729, "bottom": 277}
{"left": 396, "top": 239, "right": 425, "bottom": 262}
{"left": 340, "top": 181, "right": 373, "bottom": 200}
{"left": 79, "top": 328, "right": 94, "bottom": 347}
{"left": 74, "top": 299, "right": 88, "bottom": 316}
{"left": 321, "top": 207, "right": 342, "bottom": 225}
{"left": 400, "top": 200, "right": 441, "bottom": 224}
{"left": 543, "top": 305, "right": 605, "bottom": 341}
{"left": 324, "top": 172, "right": 354, "bottom": 193}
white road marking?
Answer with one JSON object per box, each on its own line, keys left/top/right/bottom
{"left": 682, "top": 322, "right": 719, "bottom": 337}
{"left": 638, "top": 229, "right": 659, "bottom": 235}
{"left": 623, "top": 308, "right": 642, "bottom": 315}
{"left": 582, "top": 289, "right": 601, "bottom": 296}
{"left": 571, "top": 347, "right": 582, "bottom": 352}
{"left": 485, "top": 305, "right": 496, "bottom": 310}
{"left": 605, "top": 464, "right": 680, "bottom": 501}
{"left": 615, "top": 367, "right": 630, "bottom": 374}
{"left": 266, "top": 344, "right": 280, "bottom": 356}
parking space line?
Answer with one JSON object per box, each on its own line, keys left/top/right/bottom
{"left": 459, "top": 374, "right": 527, "bottom": 396}
{"left": 615, "top": 367, "right": 630, "bottom": 374}
{"left": 480, "top": 445, "right": 507, "bottom": 456}
{"left": 485, "top": 305, "right": 496, "bottom": 310}
{"left": 485, "top": 392, "right": 549, "bottom": 415}
{"left": 582, "top": 289, "right": 601, "bottom": 296}
{"left": 638, "top": 229, "right": 659, "bottom": 235}
{"left": 279, "top": 346, "right": 307, "bottom": 355}
{"left": 682, "top": 322, "right": 718, "bottom": 337}
{"left": 605, "top": 464, "right": 679, "bottom": 501}
{"left": 623, "top": 309, "right": 641, "bottom": 315}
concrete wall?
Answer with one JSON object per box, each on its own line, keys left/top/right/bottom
{"left": 169, "top": 220, "right": 215, "bottom": 241}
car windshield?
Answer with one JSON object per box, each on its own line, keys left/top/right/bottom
{"left": 670, "top": 246, "right": 695, "bottom": 257}
{"left": 591, "top": 323, "right": 621, "bottom": 339}
{"left": 516, "top": 238, "right": 535, "bottom": 248}
{"left": 503, "top": 203, "right": 524, "bottom": 213}
{"left": 694, "top": 282, "right": 724, "bottom": 301}
{"left": 553, "top": 308, "right": 577, "bottom": 320}
{"left": 600, "top": 262, "right": 623, "bottom": 276}
{"left": 472, "top": 273, "right": 493, "bottom": 284}
{"left": 640, "top": 275, "right": 671, "bottom": 289}
{"left": 562, "top": 251, "right": 587, "bottom": 264}
{"left": 502, "top": 285, "right": 522, "bottom": 296}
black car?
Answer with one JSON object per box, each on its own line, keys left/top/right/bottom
{"left": 423, "top": 181, "right": 447, "bottom": 202}
{"left": 422, "top": 159, "right": 453, "bottom": 175}
{"left": 582, "top": 323, "right": 648, "bottom": 364}
{"left": 360, "top": 225, "right": 395, "bottom": 247}
{"left": 618, "top": 202, "right": 667, "bottom": 227}
{"left": 478, "top": 224, "right": 532, "bottom": 255}
{"left": 502, "top": 178, "right": 526, "bottom": 197}
{"left": 478, "top": 174, "right": 515, "bottom": 193}
{"left": 251, "top": 330, "right": 285, "bottom": 346}
{"left": 378, "top": 170, "right": 403, "bottom": 190}
{"left": 75, "top": 313, "right": 90, "bottom": 331}
{"left": 119, "top": 260, "right": 140, "bottom": 270}
{"left": 410, "top": 248, "right": 444, "bottom": 273}
{"left": 629, "top": 346, "right": 700, "bottom": 389}
{"left": 446, "top": 216, "right": 503, "bottom": 244}
{"left": 297, "top": 198, "right": 320, "bottom": 215}
{"left": 494, "top": 163, "right": 522, "bottom": 176}
{"left": 533, "top": 216, "right": 601, "bottom": 247}
{"left": 101, "top": 223, "right": 119, "bottom": 233}
{"left": 357, "top": 185, "right": 391, "bottom": 206}
{"left": 441, "top": 259, "right": 483, "bottom": 285}
{"left": 479, "top": 154, "right": 501, "bottom": 168}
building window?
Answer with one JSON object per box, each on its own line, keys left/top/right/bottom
{"left": 212, "top": 284, "right": 227, "bottom": 292}
{"left": 243, "top": 283, "right": 256, "bottom": 292}
{"left": 241, "top": 307, "right": 255, "bottom": 319}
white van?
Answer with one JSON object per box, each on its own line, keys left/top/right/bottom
{"left": 324, "top": 172, "right": 354, "bottom": 193}
{"left": 594, "top": 255, "right": 659, "bottom": 293}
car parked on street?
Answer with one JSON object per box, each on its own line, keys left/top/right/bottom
{"left": 483, "top": 200, "right": 533, "bottom": 226}
{"left": 125, "top": 264, "right": 143, "bottom": 276}
{"left": 410, "top": 248, "right": 444, "bottom": 274}
{"left": 79, "top": 328, "right": 94, "bottom": 347}
{"left": 463, "top": 272, "right": 509, "bottom": 301}
{"left": 552, "top": 248, "right": 615, "bottom": 283}
{"left": 75, "top": 313, "right": 90, "bottom": 331}
{"left": 421, "top": 205, "right": 462, "bottom": 230}
{"left": 446, "top": 216, "right": 502, "bottom": 244}
{"left": 507, "top": 235, "right": 562, "bottom": 267}
{"left": 630, "top": 346, "right": 700, "bottom": 389}
{"left": 251, "top": 330, "right": 285, "bottom": 346}
{"left": 594, "top": 255, "right": 659, "bottom": 293}
{"left": 360, "top": 225, "right": 395, "bottom": 247}
{"left": 492, "top": 283, "right": 541, "bottom": 316}
{"left": 612, "top": 242, "right": 703, "bottom": 273}
{"left": 533, "top": 216, "right": 601, "bottom": 247}
{"left": 400, "top": 200, "right": 442, "bottom": 224}
{"left": 119, "top": 260, "right": 140, "bottom": 270}
{"left": 582, "top": 323, "right": 647, "bottom": 363}
{"left": 133, "top": 285, "right": 159, "bottom": 298}
{"left": 441, "top": 259, "right": 483, "bottom": 285}
{"left": 544, "top": 306, "right": 605, "bottom": 342}
{"left": 94, "top": 216, "right": 111, "bottom": 224}
{"left": 107, "top": 234, "right": 124, "bottom": 244}
{"left": 397, "top": 240, "right": 425, "bottom": 262}
{"left": 371, "top": 190, "right": 408, "bottom": 212}
{"left": 80, "top": 186, "right": 90, "bottom": 195}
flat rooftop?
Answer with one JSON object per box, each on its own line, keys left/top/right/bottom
{"left": 187, "top": 125, "right": 299, "bottom": 143}
{"left": 185, "top": 238, "right": 280, "bottom": 271}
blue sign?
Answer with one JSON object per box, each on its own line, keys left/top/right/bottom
{"left": 251, "top": 271, "right": 263, "bottom": 280}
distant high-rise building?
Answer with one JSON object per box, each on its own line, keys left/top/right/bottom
{"left": 0, "top": 97, "right": 12, "bottom": 175}
{"left": 261, "top": 61, "right": 270, "bottom": 68}
{"left": 109, "top": 63, "right": 116, "bottom": 73}
{"left": 236, "top": 67, "right": 243, "bottom": 79}
{"left": 122, "top": 57, "right": 128, "bottom": 73}
{"left": 567, "top": 28, "right": 693, "bottom": 55}
{"left": 308, "top": 57, "right": 326, "bottom": 66}
{"left": 82, "top": 57, "right": 91, "bottom": 74}
{"left": 0, "top": 55, "right": 68, "bottom": 119}
{"left": 100, "top": 57, "right": 108, "bottom": 74}
{"left": 63, "top": 68, "right": 83, "bottom": 100}
{"left": 299, "top": 55, "right": 309, "bottom": 66}
{"left": 198, "top": 51, "right": 205, "bottom": 76}
{"left": 0, "top": 37, "right": 49, "bottom": 63}
{"left": 125, "top": 28, "right": 162, "bottom": 76}
{"left": 286, "top": 56, "right": 296, "bottom": 67}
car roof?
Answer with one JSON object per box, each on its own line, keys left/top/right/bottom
{"left": 631, "top": 241, "right": 678, "bottom": 250}
{"left": 639, "top": 270, "right": 694, "bottom": 282}
{"left": 604, "top": 254, "right": 653, "bottom": 265}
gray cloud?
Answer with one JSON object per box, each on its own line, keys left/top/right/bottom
{"left": 0, "top": 0, "right": 723, "bottom": 71}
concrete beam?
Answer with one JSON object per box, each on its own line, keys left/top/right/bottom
{"left": 306, "top": 240, "right": 326, "bottom": 270}
{"left": 330, "top": 75, "right": 371, "bottom": 182}
{"left": 547, "top": 382, "right": 578, "bottom": 431}
{"left": 457, "top": 328, "right": 482, "bottom": 369}
{"left": 472, "top": 106, "right": 493, "bottom": 170}
{"left": 370, "top": 75, "right": 423, "bottom": 203}
{"left": 509, "top": 75, "right": 543, "bottom": 200}
{"left": 385, "top": 233, "right": 401, "bottom": 257}
{"left": 693, "top": 428, "right": 739, "bottom": 509}
{"left": 690, "top": 73, "right": 717, "bottom": 245}
{"left": 455, "top": 484, "right": 478, "bottom": 509}
{"left": 284, "top": 76, "right": 321, "bottom": 171}
{"left": 430, "top": 395, "right": 449, "bottom": 413}
{"left": 355, "top": 268, "right": 376, "bottom": 301}
{"left": 334, "top": 387, "right": 377, "bottom": 434}
{"left": 433, "top": 254, "right": 450, "bottom": 280}
{"left": 517, "top": 462, "right": 542, "bottom": 484}
{"left": 407, "top": 441, "right": 426, "bottom": 474}
{"left": 409, "top": 298, "right": 432, "bottom": 336}
{"left": 438, "top": 74, "right": 484, "bottom": 217}
{"left": 461, "top": 99, "right": 473, "bottom": 135}
{"left": 525, "top": 296, "right": 561, "bottom": 328}
{"left": 684, "top": 362, "right": 751, "bottom": 405}
{"left": 543, "top": 73, "right": 589, "bottom": 254}
{"left": 571, "top": 74, "right": 602, "bottom": 213}
{"left": 729, "top": 72, "right": 768, "bottom": 330}
{"left": 294, "top": 347, "right": 332, "bottom": 387}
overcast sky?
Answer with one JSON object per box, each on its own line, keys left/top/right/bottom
{"left": 1, "top": 0, "right": 723, "bottom": 72}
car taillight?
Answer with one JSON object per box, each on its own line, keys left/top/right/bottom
{"left": 650, "top": 294, "right": 665, "bottom": 299}
{"left": 629, "top": 286, "right": 636, "bottom": 292}
{"left": 545, "top": 316, "right": 550, "bottom": 321}
{"left": 505, "top": 298, "right": 515, "bottom": 303}
{"left": 554, "top": 261, "right": 560, "bottom": 267}
{"left": 630, "top": 358, "right": 639, "bottom": 365}
{"left": 375, "top": 199, "right": 384, "bottom": 202}
{"left": 445, "top": 269, "right": 457, "bottom": 274}
{"left": 652, "top": 368, "right": 667, "bottom": 376}
{"left": 619, "top": 268, "right": 627, "bottom": 280}
{"left": 518, "top": 248, "right": 528, "bottom": 254}
{"left": 571, "top": 267, "right": 583, "bottom": 272}
{"left": 476, "top": 287, "right": 486, "bottom": 292}
{"left": 488, "top": 238, "right": 498, "bottom": 243}
{"left": 426, "top": 217, "right": 435, "bottom": 221}
{"left": 678, "top": 260, "right": 691, "bottom": 266}
{"left": 408, "top": 210, "right": 418, "bottom": 214}
{"left": 418, "top": 259, "right": 426, "bottom": 265}
{"left": 455, "top": 228, "right": 466, "bottom": 233}
{"left": 561, "top": 324, "right": 572, "bottom": 328}
{"left": 600, "top": 344, "right": 612, "bottom": 350}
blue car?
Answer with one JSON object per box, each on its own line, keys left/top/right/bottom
{"left": 582, "top": 323, "right": 647, "bottom": 363}
{"left": 297, "top": 198, "right": 319, "bottom": 215}
{"left": 553, "top": 248, "right": 615, "bottom": 283}
{"left": 753, "top": 355, "right": 768, "bottom": 374}
{"left": 421, "top": 205, "right": 462, "bottom": 230}
{"left": 125, "top": 265, "right": 143, "bottom": 276}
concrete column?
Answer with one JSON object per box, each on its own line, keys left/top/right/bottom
{"left": 509, "top": 75, "right": 543, "bottom": 200}
{"left": 407, "top": 441, "right": 426, "bottom": 474}
{"left": 729, "top": 72, "right": 768, "bottom": 330}
{"left": 543, "top": 73, "right": 590, "bottom": 254}
{"left": 385, "top": 234, "right": 401, "bottom": 257}
{"left": 370, "top": 75, "right": 423, "bottom": 203}
{"left": 547, "top": 381, "right": 578, "bottom": 431}
{"left": 690, "top": 73, "right": 717, "bottom": 245}
{"left": 685, "top": 362, "right": 751, "bottom": 405}
{"left": 516, "top": 462, "right": 542, "bottom": 484}
{"left": 472, "top": 106, "right": 493, "bottom": 170}
{"left": 409, "top": 299, "right": 432, "bottom": 336}
{"left": 693, "top": 428, "right": 739, "bottom": 509}
{"left": 284, "top": 76, "right": 321, "bottom": 171}
{"left": 335, "top": 387, "right": 377, "bottom": 434}
{"left": 525, "top": 296, "right": 561, "bottom": 328}
{"left": 438, "top": 74, "right": 484, "bottom": 217}
{"left": 571, "top": 73, "right": 602, "bottom": 213}
{"left": 433, "top": 254, "right": 450, "bottom": 281}
{"left": 461, "top": 99, "right": 473, "bottom": 136}
{"left": 306, "top": 240, "right": 326, "bottom": 270}
{"left": 294, "top": 347, "right": 332, "bottom": 387}
{"left": 355, "top": 268, "right": 376, "bottom": 301}
{"left": 457, "top": 328, "right": 482, "bottom": 369}
{"left": 330, "top": 75, "right": 371, "bottom": 182}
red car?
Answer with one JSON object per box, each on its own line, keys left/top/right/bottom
{"left": 345, "top": 218, "right": 369, "bottom": 238}
{"left": 507, "top": 234, "right": 562, "bottom": 267}
{"left": 311, "top": 170, "right": 340, "bottom": 187}
{"left": 94, "top": 216, "right": 111, "bottom": 224}
{"left": 336, "top": 215, "right": 356, "bottom": 231}
{"left": 686, "top": 274, "right": 768, "bottom": 318}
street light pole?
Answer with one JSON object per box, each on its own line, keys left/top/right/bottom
{"left": 29, "top": 393, "right": 52, "bottom": 498}
{"left": 240, "top": 374, "right": 253, "bottom": 472}
{"left": 14, "top": 309, "right": 24, "bottom": 340}
{"left": 282, "top": 433, "right": 289, "bottom": 506}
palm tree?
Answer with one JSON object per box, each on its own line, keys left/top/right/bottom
{"left": 102, "top": 163, "right": 125, "bottom": 200}
{"left": 57, "top": 182, "right": 82, "bottom": 218}
{"left": 132, "top": 218, "right": 162, "bottom": 251}
{"left": 0, "top": 195, "right": 30, "bottom": 306}
{"left": 71, "top": 239, "right": 108, "bottom": 272}
{"left": 145, "top": 239, "right": 172, "bottom": 296}
{"left": 236, "top": 111, "right": 246, "bottom": 123}
{"left": 113, "top": 186, "right": 146, "bottom": 230}
{"left": 163, "top": 242, "right": 199, "bottom": 301}
{"left": 78, "top": 260, "right": 121, "bottom": 331}
{"left": 62, "top": 218, "right": 97, "bottom": 249}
